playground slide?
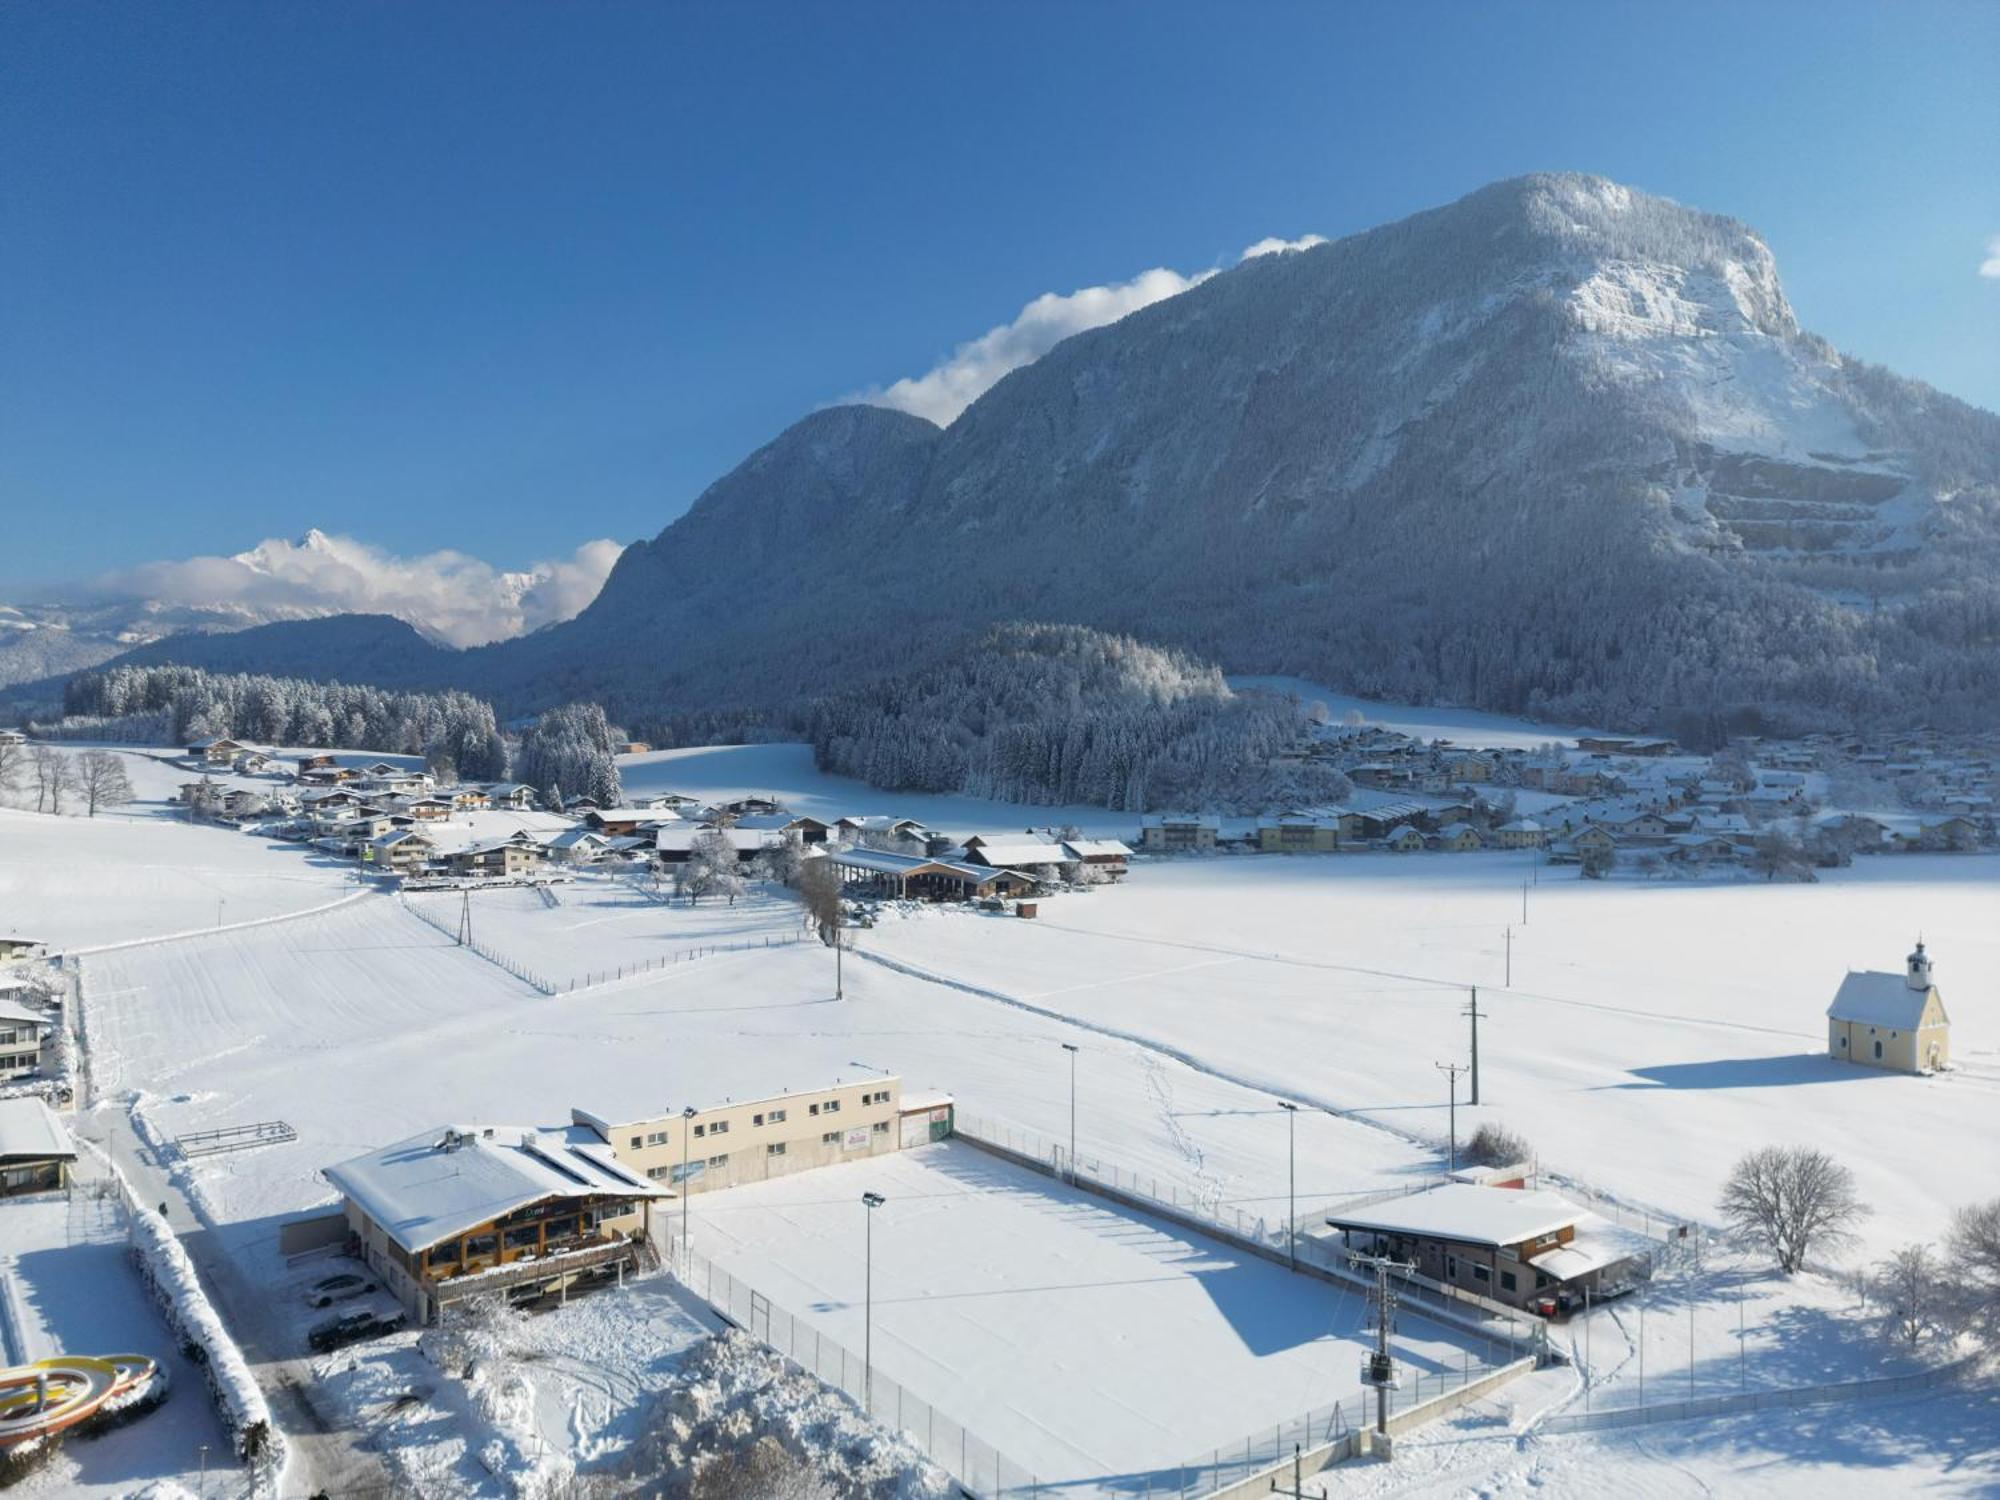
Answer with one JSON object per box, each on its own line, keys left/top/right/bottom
{"left": 0, "top": 1354, "right": 161, "bottom": 1451}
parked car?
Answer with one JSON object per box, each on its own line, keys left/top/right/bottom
{"left": 307, "top": 1309, "right": 406, "bottom": 1353}
{"left": 305, "top": 1272, "right": 377, "bottom": 1309}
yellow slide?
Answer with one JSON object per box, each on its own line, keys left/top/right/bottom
{"left": 0, "top": 1353, "right": 160, "bottom": 1450}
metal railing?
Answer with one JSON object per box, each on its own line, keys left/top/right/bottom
{"left": 666, "top": 1241, "right": 1040, "bottom": 1497}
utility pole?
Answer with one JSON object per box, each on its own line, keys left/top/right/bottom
{"left": 1435, "top": 1061, "right": 1466, "bottom": 1170}
{"left": 1522, "top": 878, "right": 1529, "bottom": 925}
{"left": 862, "top": 1191, "right": 886, "bottom": 1412}
{"left": 1504, "top": 926, "right": 1512, "bottom": 988}
{"left": 1688, "top": 1298, "right": 1695, "bottom": 1401}
{"left": 1354, "top": 1253, "right": 1414, "bottom": 1438}
{"left": 459, "top": 888, "right": 472, "bottom": 947}
{"left": 835, "top": 918, "right": 843, "bottom": 1000}
{"left": 1277, "top": 1100, "right": 1298, "bottom": 1271}
{"left": 1463, "top": 989, "right": 1484, "bottom": 1106}
{"left": 1061, "top": 1043, "right": 1080, "bottom": 1182}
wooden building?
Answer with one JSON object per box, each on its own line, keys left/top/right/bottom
{"left": 324, "top": 1124, "right": 668, "bottom": 1325}
{"left": 823, "top": 846, "right": 1035, "bottom": 901}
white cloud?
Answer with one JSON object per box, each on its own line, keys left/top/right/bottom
{"left": 1241, "top": 234, "right": 1329, "bottom": 259}
{"left": 1981, "top": 236, "right": 2000, "bottom": 279}
{"left": 856, "top": 232, "right": 1330, "bottom": 426}
{"left": 86, "top": 530, "right": 623, "bottom": 648}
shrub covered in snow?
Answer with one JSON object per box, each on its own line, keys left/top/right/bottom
{"left": 126, "top": 1201, "right": 283, "bottom": 1473}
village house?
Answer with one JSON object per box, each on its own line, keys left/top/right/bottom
{"left": 1139, "top": 814, "right": 1219, "bottom": 852}
{"left": 1490, "top": 818, "right": 1549, "bottom": 850}
{"left": 1438, "top": 751, "right": 1495, "bottom": 784}
{"left": 186, "top": 736, "right": 248, "bottom": 765}
{"left": 836, "top": 814, "right": 932, "bottom": 845}
{"left": 960, "top": 833, "right": 1068, "bottom": 871}
{"left": 0, "top": 995, "right": 51, "bottom": 1082}
{"left": 366, "top": 828, "right": 437, "bottom": 874}
{"left": 1324, "top": 1183, "right": 1650, "bottom": 1315}
{"left": 400, "top": 795, "right": 454, "bottom": 821}
{"left": 0, "top": 729, "right": 27, "bottom": 747}
{"left": 451, "top": 787, "right": 491, "bottom": 811}
{"left": 0, "top": 1098, "right": 76, "bottom": 1197}
{"left": 486, "top": 784, "right": 539, "bottom": 811}
{"left": 447, "top": 841, "right": 544, "bottom": 879}
{"left": 1827, "top": 942, "right": 1951, "bottom": 1073}
{"left": 1259, "top": 811, "right": 1340, "bottom": 854}
{"left": 575, "top": 1077, "right": 953, "bottom": 1198}
{"left": 1431, "top": 824, "right": 1486, "bottom": 852}
{"left": 1384, "top": 824, "right": 1426, "bottom": 852}
{"left": 654, "top": 824, "right": 781, "bottom": 865}
{"left": 324, "top": 1124, "right": 668, "bottom": 1325}
{"left": 1061, "top": 837, "right": 1133, "bottom": 879}
{"left": 0, "top": 938, "right": 49, "bottom": 962}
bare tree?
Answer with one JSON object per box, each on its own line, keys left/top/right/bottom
{"left": 753, "top": 828, "right": 807, "bottom": 886}
{"left": 685, "top": 827, "right": 745, "bottom": 906}
{"left": 30, "top": 745, "right": 76, "bottom": 815}
{"left": 1465, "top": 1122, "right": 1532, "bottom": 1169}
{"left": 76, "top": 750, "right": 135, "bottom": 817}
{"left": 1874, "top": 1243, "right": 1951, "bottom": 1346}
{"left": 797, "top": 856, "right": 843, "bottom": 944}
{"left": 1946, "top": 1198, "right": 2000, "bottom": 1340}
{"left": 1580, "top": 844, "right": 1615, "bottom": 880}
{"left": 1720, "top": 1145, "right": 1868, "bottom": 1274}
{"left": 0, "top": 738, "right": 24, "bottom": 803}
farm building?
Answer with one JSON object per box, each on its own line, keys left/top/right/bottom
{"left": 0, "top": 997, "right": 50, "bottom": 1082}
{"left": 324, "top": 1123, "right": 669, "bottom": 1325}
{"left": 1827, "top": 942, "right": 1951, "bottom": 1073}
{"left": 822, "top": 846, "right": 1036, "bottom": 901}
{"left": 1139, "top": 814, "right": 1218, "bottom": 852}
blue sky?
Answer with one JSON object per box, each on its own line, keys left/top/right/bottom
{"left": 4, "top": 0, "right": 1996, "bottom": 594}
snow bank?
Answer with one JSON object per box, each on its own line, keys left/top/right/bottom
{"left": 628, "top": 1331, "right": 951, "bottom": 1499}
{"left": 124, "top": 1199, "right": 284, "bottom": 1480}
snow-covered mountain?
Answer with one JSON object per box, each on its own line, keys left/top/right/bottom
{"left": 31, "top": 174, "right": 2000, "bottom": 732}
{"left": 0, "top": 529, "right": 623, "bottom": 689}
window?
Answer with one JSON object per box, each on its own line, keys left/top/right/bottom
{"left": 1446, "top": 1255, "right": 1458, "bottom": 1279}
{"left": 693, "top": 1124, "right": 705, "bottom": 1138}
{"left": 1873, "top": 1039, "right": 1884, "bottom": 1060}
{"left": 752, "top": 1113, "right": 763, "bottom": 1127}
{"left": 1500, "top": 1271, "right": 1517, "bottom": 1292}
{"left": 767, "top": 1142, "right": 787, "bottom": 1157}
{"left": 768, "top": 1109, "right": 786, "bottom": 1124}
{"left": 543, "top": 1217, "right": 577, "bottom": 1241}
{"left": 1472, "top": 1264, "right": 1492, "bottom": 1283}
{"left": 709, "top": 1120, "right": 729, "bottom": 1135}
{"left": 809, "top": 1103, "right": 820, "bottom": 1116}
{"left": 464, "top": 1233, "right": 498, "bottom": 1262}
{"left": 646, "top": 1165, "right": 671, "bottom": 1181}
{"left": 708, "top": 1154, "right": 729, "bottom": 1168}
{"left": 823, "top": 1131, "right": 841, "bottom": 1144}
{"left": 629, "top": 1135, "right": 643, "bottom": 1150}
{"left": 645, "top": 1130, "right": 669, "bottom": 1146}
{"left": 427, "top": 1243, "right": 460, "bottom": 1269}
{"left": 824, "top": 1099, "right": 840, "bottom": 1113}
{"left": 504, "top": 1224, "right": 541, "bottom": 1250}
{"left": 873, "top": 1121, "right": 890, "bottom": 1135}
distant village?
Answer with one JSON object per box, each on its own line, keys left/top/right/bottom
{"left": 148, "top": 715, "right": 2000, "bottom": 911}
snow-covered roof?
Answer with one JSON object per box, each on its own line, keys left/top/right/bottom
{"left": 1826, "top": 971, "right": 1940, "bottom": 1029}
{"left": 1062, "top": 839, "right": 1133, "bottom": 859}
{"left": 965, "top": 841, "right": 1067, "bottom": 866}
{"left": 828, "top": 846, "right": 1026, "bottom": 883}
{"left": 1324, "top": 1184, "right": 1582, "bottom": 1248}
{"left": 0, "top": 1097, "right": 76, "bottom": 1163}
{"left": 1495, "top": 819, "right": 1545, "bottom": 833}
{"left": 1526, "top": 1217, "right": 1655, "bottom": 1280}
{"left": 0, "top": 999, "right": 49, "bottom": 1029}
{"left": 324, "top": 1123, "right": 667, "bottom": 1254}
{"left": 655, "top": 825, "right": 780, "bottom": 853}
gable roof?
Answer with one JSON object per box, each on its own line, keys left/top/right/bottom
{"left": 0, "top": 1097, "right": 76, "bottom": 1164}
{"left": 1827, "top": 971, "right": 1943, "bottom": 1029}
{"left": 324, "top": 1123, "right": 667, "bottom": 1254}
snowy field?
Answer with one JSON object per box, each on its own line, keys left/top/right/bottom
{"left": 1227, "top": 675, "right": 1613, "bottom": 750}
{"left": 862, "top": 853, "right": 2000, "bottom": 1257}
{"left": 0, "top": 806, "right": 356, "bottom": 951}
{"left": 0, "top": 1187, "right": 241, "bottom": 1498}
{"left": 404, "top": 875, "right": 808, "bottom": 986}
{"left": 682, "top": 1141, "right": 1484, "bottom": 1491}
{"left": 619, "top": 742, "right": 1146, "bottom": 838}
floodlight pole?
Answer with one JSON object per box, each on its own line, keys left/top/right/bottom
{"left": 1061, "top": 1043, "right": 1079, "bottom": 1182}
{"left": 862, "top": 1191, "right": 886, "bottom": 1411}
{"left": 1277, "top": 1101, "right": 1299, "bottom": 1270}
{"left": 680, "top": 1105, "right": 696, "bottom": 1263}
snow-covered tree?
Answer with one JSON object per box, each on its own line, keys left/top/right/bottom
{"left": 684, "top": 828, "right": 744, "bottom": 906}
{"left": 76, "top": 749, "right": 134, "bottom": 817}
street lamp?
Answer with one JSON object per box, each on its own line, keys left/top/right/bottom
{"left": 1060, "top": 1043, "right": 1079, "bottom": 1182}
{"left": 1276, "top": 1101, "right": 1299, "bottom": 1271}
{"left": 680, "top": 1105, "right": 697, "bottom": 1264}
{"left": 861, "top": 1191, "right": 886, "bottom": 1412}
